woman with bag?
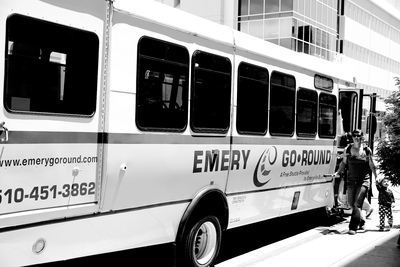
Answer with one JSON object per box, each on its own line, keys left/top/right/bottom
{"left": 334, "top": 130, "right": 378, "bottom": 235}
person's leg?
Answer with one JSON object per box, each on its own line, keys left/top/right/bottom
{"left": 357, "top": 186, "right": 368, "bottom": 229}
{"left": 379, "top": 205, "right": 386, "bottom": 230}
{"left": 346, "top": 182, "right": 357, "bottom": 233}
{"left": 349, "top": 184, "right": 367, "bottom": 232}
{"left": 388, "top": 207, "right": 393, "bottom": 227}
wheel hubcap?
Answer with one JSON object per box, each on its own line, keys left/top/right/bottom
{"left": 194, "top": 221, "right": 217, "bottom": 265}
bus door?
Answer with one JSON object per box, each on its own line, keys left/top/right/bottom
{"left": 334, "top": 88, "right": 363, "bottom": 208}
{"left": 0, "top": 1, "right": 105, "bottom": 226}
{"left": 338, "top": 88, "right": 363, "bottom": 148}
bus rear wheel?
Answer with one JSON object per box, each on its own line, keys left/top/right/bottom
{"left": 180, "top": 215, "right": 222, "bottom": 267}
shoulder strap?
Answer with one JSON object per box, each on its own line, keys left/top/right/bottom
{"left": 344, "top": 144, "right": 352, "bottom": 168}
{"left": 364, "top": 146, "right": 371, "bottom": 156}
{"left": 346, "top": 144, "right": 352, "bottom": 155}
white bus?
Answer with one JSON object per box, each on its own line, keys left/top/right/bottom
{"left": 0, "top": 0, "right": 363, "bottom": 266}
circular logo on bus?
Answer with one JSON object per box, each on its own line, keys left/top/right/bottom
{"left": 253, "top": 146, "right": 278, "bottom": 187}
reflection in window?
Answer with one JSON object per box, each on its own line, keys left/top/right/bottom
{"left": 4, "top": 14, "right": 99, "bottom": 116}
{"left": 137, "top": 37, "right": 189, "bottom": 132}
{"left": 280, "top": 38, "right": 294, "bottom": 50}
{"left": 264, "top": 19, "right": 279, "bottom": 39}
{"left": 281, "top": 0, "right": 293, "bottom": 12}
{"left": 269, "top": 71, "right": 295, "bottom": 136}
{"left": 339, "top": 91, "right": 358, "bottom": 133}
{"left": 240, "top": 0, "right": 249, "bottom": 15}
{"left": 239, "top": 21, "right": 249, "bottom": 33}
{"left": 265, "top": 0, "right": 279, "bottom": 13}
{"left": 249, "top": 20, "right": 264, "bottom": 39}
{"left": 239, "top": 0, "right": 338, "bottom": 61}
{"left": 191, "top": 51, "right": 232, "bottom": 133}
{"left": 250, "top": 0, "right": 264, "bottom": 14}
{"left": 297, "top": 88, "right": 317, "bottom": 137}
{"left": 319, "top": 93, "right": 337, "bottom": 138}
{"left": 314, "top": 75, "right": 333, "bottom": 91}
{"left": 280, "top": 18, "right": 293, "bottom": 38}
{"left": 237, "top": 62, "right": 269, "bottom": 135}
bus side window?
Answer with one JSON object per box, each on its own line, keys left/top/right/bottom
{"left": 136, "top": 37, "right": 189, "bottom": 132}
{"left": 296, "top": 88, "right": 317, "bottom": 137}
{"left": 4, "top": 14, "right": 98, "bottom": 116}
{"left": 190, "top": 51, "right": 232, "bottom": 133}
{"left": 237, "top": 62, "right": 268, "bottom": 135}
{"left": 269, "top": 71, "right": 295, "bottom": 136}
{"left": 319, "top": 93, "right": 337, "bottom": 138}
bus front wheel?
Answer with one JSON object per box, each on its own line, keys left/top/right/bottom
{"left": 179, "top": 215, "right": 222, "bottom": 267}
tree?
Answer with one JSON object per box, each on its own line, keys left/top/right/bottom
{"left": 375, "top": 77, "right": 400, "bottom": 186}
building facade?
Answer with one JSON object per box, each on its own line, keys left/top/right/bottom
{"left": 157, "top": 0, "right": 400, "bottom": 113}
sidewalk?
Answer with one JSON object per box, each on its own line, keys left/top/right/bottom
{"left": 329, "top": 196, "right": 400, "bottom": 267}
{"left": 339, "top": 179, "right": 400, "bottom": 267}
{"left": 216, "top": 189, "right": 400, "bottom": 267}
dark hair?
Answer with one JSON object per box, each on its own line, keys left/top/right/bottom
{"left": 351, "top": 129, "right": 363, "bottom": 137}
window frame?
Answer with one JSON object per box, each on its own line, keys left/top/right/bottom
{"left": 136, "top": 36, "right": 190, "bottom": 132}
{"left": 318, "top": 92, "right": 337, "bottom": 139}
{"left": 236, "top": 62, "right": 269, "bottom": 135}
{"left": 269, "top": 71, "right": 296, "bottom": 137}
{"left": 296, "top": 87, "right": 318, "bottom": 137}
{"left": 190, "top": 50, "right": 232, "bottom": 134}
{"left": 314, "top": 74, "right": 333, "bottom": 91}
{"left": 4, "top": 14, "right": 99, "bottom": 117}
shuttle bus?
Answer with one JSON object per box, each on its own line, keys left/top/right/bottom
{"left": 0, "top": 0, "right": 363, "bottom": 266}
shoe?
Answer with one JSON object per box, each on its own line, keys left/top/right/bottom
{"left": 366, "top": 208, "right": 374, "bottom": 218}
{"left": 389, "top": 223, "right": 393, "bottom": 228}
{"left": 357, "top": 225, "right": 366, "bottom": 233}
{"left": 348, "top": 230, "right": 356, "bottom": 235}
{"left": 379, "top": 228, "right": 389, "bottom": 232}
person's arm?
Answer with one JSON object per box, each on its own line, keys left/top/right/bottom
{"left": 367, "top": 148, "right": 378, "bottom": 181}
{"left": 334, "top": 152, "right": 347, "bottom": 177}
{"left": 390, "top": 190, "right": 395, "bottom": 204}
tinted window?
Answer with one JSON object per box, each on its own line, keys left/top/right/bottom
{"left": 191, "top": 51, "right": 232, "bottom": 133}
{"left": 237, "top": 62, "right": 269, "bottom": 135}
{"left": 315, "top": 74, "right": 333, "bottom": 91}
{"left": 319, "top": 93, "right": 337, "bottom": 138}
{"left": 297, "top": 88, "right": 317, "bottom": 137}
{"left": 269, "top": 71, "right": 295, "bottom": 136}
{"left": 339, "top": 91, "right": 358, "bottom": 133}
{"left": 4, "top": 14, "right": 99, "bottom": 116}
{"left": 136, "top": 37, "right": 189, "bottom": 132}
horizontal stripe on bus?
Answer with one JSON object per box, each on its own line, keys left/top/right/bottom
{"left": 226, "top": 179, "right": 333, "bottom": 198}
{"left": 2, "top": 131, "right": 336, "bottom": 146}
{"left": 4, "top": 131, "right": 101, "bottom": 144}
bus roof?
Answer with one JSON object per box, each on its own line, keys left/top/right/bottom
{"left": 113, "top": 0, "right": 355, "bottom": 85}
{"left": 113, "top": 0, "right": 235, "bottom": 47}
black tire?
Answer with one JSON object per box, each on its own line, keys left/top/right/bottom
{"left": 178, "top": 215, "right": 222, "bottom": 267}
